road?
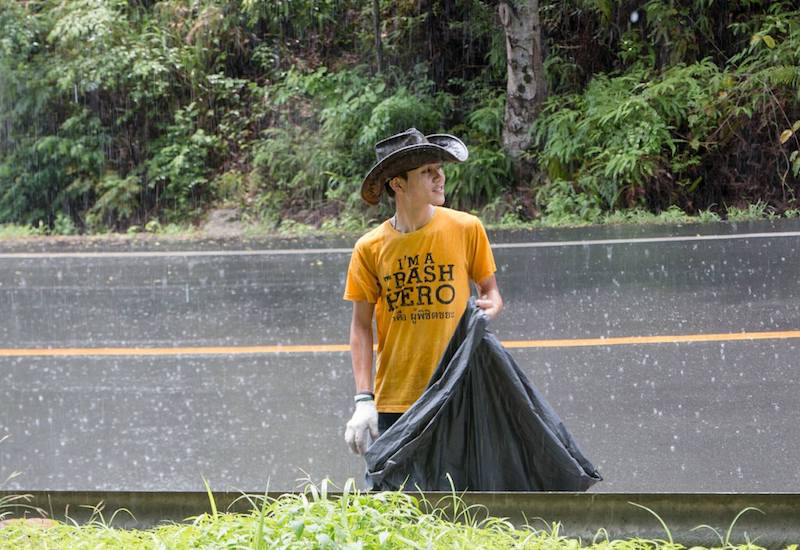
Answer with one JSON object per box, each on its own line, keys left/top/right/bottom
{"left": 1, "top": 220, "right": 798, "bottom": 492}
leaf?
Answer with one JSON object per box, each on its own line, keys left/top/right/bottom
{"left": 202, "top": 477, "right": 218, "bottom": 518}
{"left": 290, "top": 519, "right": 305, "bottom": 538}
{"left": 780, "top": 129, "right": 794, "bottom": 144}
{"left": 762, "top": 34, "right": 776, "bottom": 49}
{"left": 749, "top": 34, "right": 762, "bottom": 46}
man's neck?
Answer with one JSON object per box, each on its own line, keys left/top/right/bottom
{"left": 393, "top": 204, "right": 436, "bottom": 233}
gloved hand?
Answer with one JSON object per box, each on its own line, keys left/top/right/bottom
{"left": 344, "top": 400, "right": 378, "bottom": 455}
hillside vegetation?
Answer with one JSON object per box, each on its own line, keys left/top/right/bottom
{"left": 0, "top": 0, "right": 799, "bottom": 235}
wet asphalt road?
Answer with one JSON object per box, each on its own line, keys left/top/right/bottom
{"left": 0, "top": 220, "right": 798, "bottom": 492}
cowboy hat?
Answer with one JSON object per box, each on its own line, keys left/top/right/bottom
{"left": 360, "top": 128, "right": 468, "bottom": 205}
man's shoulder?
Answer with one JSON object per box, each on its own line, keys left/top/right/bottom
{"left": 353, "top": 221, "right": 389, "bottom": 252}
{"left": 437, "top": 207, "right": 483, "bottom": 229}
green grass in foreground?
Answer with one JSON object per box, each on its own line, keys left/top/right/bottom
{"left": 0, "top": 482, "right": 792, "bottom": 549}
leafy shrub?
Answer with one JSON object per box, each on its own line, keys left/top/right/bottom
{"left": 533, "top": 60, "right": 726, "bottom": 217}
{"left": 3, "top": 0, "right": 799, "bottom": 233}
{"left": 0, "top": 109, "right": 107, "bottom": 227}
{"left": 250, "top": 127, "right": 327, "bottom": 214}
{"left": 445, "top": 146, "right": 511, "bottom": 210}
{"left": 602, "top": 205, "right": 692, "bottom": 225}
{"left": 358, "top": 87, "right": 446, "bottom": 154}
{"left": 726, "top": 200, "right": 777, "bottom": 221}
{"left": 250, "top": 67, "right": 455, "bottom": 221}
{"left": 784, "top": 208, "right": 800, "bottom": 219}
{"left": 696, "top": 209, "right": 722, "bottom": 223}
{"left": 79, "top": 172, "right": 142, "bottom": 230}
{"left": 0, "top": 223, "right": 47, "bottom": 239}
{"left": 445, "top": 92, "right": 513, "bottom": 210}
{"left": 535, "top": 178, "right": 604, "bottom": 226}
{"left": 52, "top": 212, "right": 79, "bottom": 236}
{"left": 146, "top": 104, "right": 222, "bottom": 220}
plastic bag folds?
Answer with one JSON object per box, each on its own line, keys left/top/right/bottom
{"left": 365, "top": 300, "right": 603, "bottom": 492}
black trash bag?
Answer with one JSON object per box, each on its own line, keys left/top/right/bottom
{"left": 364, "top": 299, "right": 603, "bottom": 492}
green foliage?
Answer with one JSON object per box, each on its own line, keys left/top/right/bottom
{"left": 0, "top": 106, "right": 107, "bottom": 226}
{"left": 445, "top": 92, "right": 513, "bottom": 210}
{"left": 250, "top": 66, "right": 455, "bottom": 222}
{"left": 213, "top": 170, "right": 248, "bottom": 204}
{"left": 358, "top": 87, "right": 447, "bottom": 153}
{"left": 52, "top": 213, "right": 79, "bottom": 236}
{"left": 446, "top": 146, "right": 512, "bottom": 210}
{"left": 536, "top": 178, "right": 604, "bottom": 226}
{"left": 2, "top": 0, "right": 799, "bottom": 234}
{"left": 535, "top": 60, "right": 726, "bottom": 217}
{"left": 242, "top": 0, "right": 347, "bottom": 41}
{"left": 0, "top": 480, "right": 782, "bottom": 548}
{"left": 72, "top": 172, "right": 142, "bottom": 230}
{"left": 0, "top": 224, "right": 47, "bottom": 239}
{"left": 726, "top": 200, "right": 777, "bottom": 221}
{"left": 784, "top": 207, "right": 800, "bottom": 219}
{"left": 603, "top": 205, "right": 693, "bottom": 225}
{"left": 146, "top": 104, "right": 222, "bottom": 221}
{"left": 250, "top": 127, "right": 328, "bottom": 213}
{"left": 696, "top": 209, "right": 723, "bottom": 223}
{"left": 47, "top": 0, "right": 177, "bottom": 108}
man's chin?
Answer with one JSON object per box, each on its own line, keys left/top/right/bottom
{"left": 431, "top": 195, "right": 446, "bottom": 206}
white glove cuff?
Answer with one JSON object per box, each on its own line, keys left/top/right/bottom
{"left": 354, "top": 391, "right": 374, "bottom": 404}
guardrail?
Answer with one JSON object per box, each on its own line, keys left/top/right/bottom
{"left": 1, "top": 491, "right": 798, "bottom": 546}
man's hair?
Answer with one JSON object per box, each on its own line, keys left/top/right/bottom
{"left": 383, "top": 172, "right": 407, "bottom": 199}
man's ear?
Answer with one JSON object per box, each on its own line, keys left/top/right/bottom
{"left": 389, "top": 176, "right": 403, "bottom": 195}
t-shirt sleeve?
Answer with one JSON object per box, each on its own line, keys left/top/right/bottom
{"left": 469, "top": 218, "right": 497, "bottom": 283}
{"left": 343, "top": 242, "right": 380, "bottom": 303}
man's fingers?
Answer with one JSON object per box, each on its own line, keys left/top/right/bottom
{"left": 345, "top": 426, "right": 359, "bottom": 455}
{"left": 354, "top": 427, "right": 369, "bottom": 455}
{"left": 368, "top": 417, "right": 379, "bottom": 439}
{"left": 475, "top": 300, "right": 498, "bottom": 320}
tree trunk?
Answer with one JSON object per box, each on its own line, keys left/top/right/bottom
{"left": 372, "top": 0, "right": 384, "bottom": 74}
{"left": 498, "top": 0, "right": 546, "bottom": 184}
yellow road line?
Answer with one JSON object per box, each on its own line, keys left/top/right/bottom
{"left": 0, "top": 330, "right": 799, "bottom": 357}
{"left": 503, "top": 330, "right": 800, "bottom": 348}
{"left": 0, "top": 344, "right": 352, "bottom": 357}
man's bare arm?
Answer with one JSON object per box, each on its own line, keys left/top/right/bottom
{"left": 350, "top": 300, "right": 375, "bottom": 393}
{"left": 475, "top": 274, "right": 503, "bottom": 320}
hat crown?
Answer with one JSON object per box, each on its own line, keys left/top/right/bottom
{"left": 375, "top": 128, "right": 428, "bottom": 162}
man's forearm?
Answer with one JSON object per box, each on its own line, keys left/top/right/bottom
{"left": 476, "top": 274, "right": 503, "bottom": 320}
{"left": 350, "top": 323, "right": 374, "bottom": 393}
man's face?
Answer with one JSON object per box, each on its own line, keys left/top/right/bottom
{"left": 403, "top": 162, "right": 446, "bottom": 206}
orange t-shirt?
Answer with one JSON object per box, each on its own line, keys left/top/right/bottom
{"left": 343, "top": 207, "right": 497, "bottom": 412}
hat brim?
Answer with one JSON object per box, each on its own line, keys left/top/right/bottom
{"left": 360, "top": 134, "right": 468, "bottom": 205}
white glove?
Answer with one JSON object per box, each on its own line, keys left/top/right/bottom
{"left": 344, "top": 400, "right": 379, "bottom": 455}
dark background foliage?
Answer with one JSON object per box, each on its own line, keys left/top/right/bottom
{"left": 0, "top": 0, "right": 798, "bottom": 233}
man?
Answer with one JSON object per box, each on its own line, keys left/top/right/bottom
{"left": 343, "top": 128, "right": 503, "bottom": 455}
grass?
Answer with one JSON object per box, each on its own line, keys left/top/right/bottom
{"left": 725, "top": 201, "right": 779, "bottom": 222}
{"left": 0, "top": 223, "right": 47, "bottom": 239}
{"left": 0, "top": 480, "right": 794, "bottom": 549}
{"left": 487, "top": 203, "right": 797, "bottom": 231}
